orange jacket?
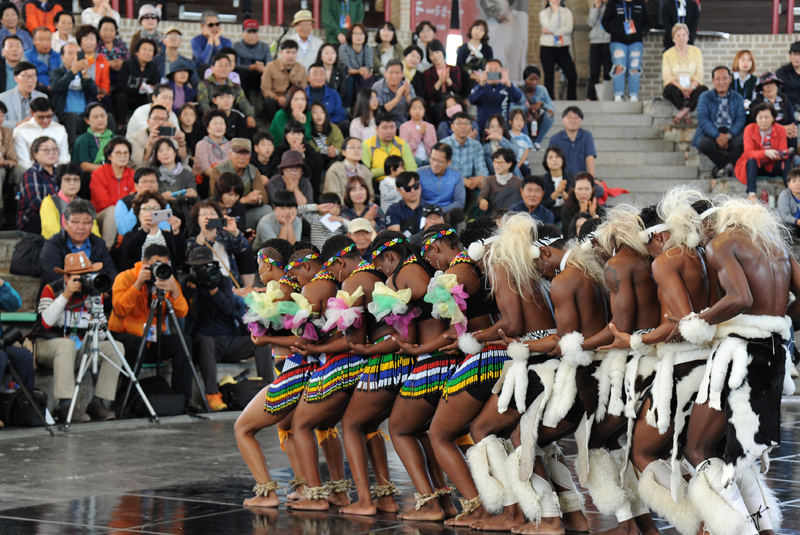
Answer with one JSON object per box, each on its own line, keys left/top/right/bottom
{"left": 109, "top": 262, "right": 188, "bottom": 337}
{"left": 23, "top": 1, "right": 63, "bottom": 33}
{"left": 86, "top": 54, "right": 110, "bottom": 95}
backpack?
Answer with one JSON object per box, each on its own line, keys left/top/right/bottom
{"left": 219, "top": 377, "right": 270, "bottom": 410}
{"left": 10, "top": 232, "right": 45, "bottom": 278}
{"left": 0, "top": 388, "right": 49, "bottom": 427}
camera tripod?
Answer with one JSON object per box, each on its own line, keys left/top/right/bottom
{"left": 119, "top": 288, "right": 210, "bottom": 417}
{"left": 65, "top": 295, "right": 158, "bottom": 430}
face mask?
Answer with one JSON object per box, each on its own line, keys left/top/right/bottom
{"left": 445, "top": 104, "right": 462, "bottom": 118}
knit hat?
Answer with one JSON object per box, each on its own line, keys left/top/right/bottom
{"left": 138, "top": 4, "right": 160, "bottom": 21}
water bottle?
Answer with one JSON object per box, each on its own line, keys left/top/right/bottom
{"left": 530, "top": 120, "right": 538, "bottom": 139}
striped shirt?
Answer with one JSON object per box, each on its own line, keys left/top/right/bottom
{"left": 17, "top": 162, "right": 57, "bottom": 229}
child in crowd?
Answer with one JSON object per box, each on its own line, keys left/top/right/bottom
{"left": 378, "top": 155, "right": 405, "bottom": 213}
{"left": 778, "top": 167, "right": 800, "bottom": 239}
{"left": 400, "top": 97, "right": 436, "bottom": 166}
{"left": 515, "top": 64, "right": 555, "bottom": 150}
{"left": 167, "top": 62, "right": 197, "bottom": 114}
{"left": 250, "top": 132, "right": 276, "bottom": 179}
{"left": 508, "top": 108, "right": 533, "bottom": 175}
{"left": 483, "top": 114, "right": 520, "bottom": 178}
{"left": 212, "top": 84, "right": 250, "bottom": 140}
{"left": 178, "top": 103, "right": 205, "bottom": 156}
{"left": 297, "top": 192, "right": 350, "bottom": 249}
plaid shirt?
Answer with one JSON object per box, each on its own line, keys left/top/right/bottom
{"left": 17, "top": 162, "right": 57, "bottom": 229}
{"left": 440, "top": 135, "right": 489, "bottom": 178}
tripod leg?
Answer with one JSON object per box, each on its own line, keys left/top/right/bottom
{"left": 119, "top": 300, "right": 159, "bottom": 418}
{"left": 65, "top": 337, "right": 93, "bottom": 431}
{"left": 104, "top": 331, "right": 160, "bottom": 424}
{"left": 6, "top": 362, "right": 53, "bottom": 436}
{"left": 164, "top": 303, "right": 210, "bottom": 413}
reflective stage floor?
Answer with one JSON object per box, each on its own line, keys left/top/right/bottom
{"left": 2, "top": 401, "right": 800, "bottom": 534}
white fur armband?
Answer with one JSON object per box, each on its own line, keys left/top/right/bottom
{"left": 559, "top": 332, "right": 593, "bottom": 367}
{"left": 507, "top": 341, "right": 530, "bottom": 362}
{"left": 629, "top": 333, "right": 655, "bottom": 356}
{"left": 468, "top": 242, "right": 486, "bottom": 262}
{"left": 458, "top": 332, "right": 484, "bottom": 356}
{"left": 678, "top": 313, "right": 717, "bottom": 345}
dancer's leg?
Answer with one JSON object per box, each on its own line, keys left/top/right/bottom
{"left": 364, "top": 421, "right": 399, "bottom": 513}
{"left": 420, "top": 432, "right": 459, "bottom": 518}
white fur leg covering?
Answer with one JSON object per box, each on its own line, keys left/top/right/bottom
{"left": 609, "top": 449, "right": 649, "bottom": 518}
{"left": 494, "top": 342, "right": 531, "bottom": 414}
{"left": 783, "top": 346, "right": 796, "bottom": 396}
{"left": 596, "top": 349, "right": 628, "bottom": 421}
{"left": 466, "top": 436, "right": 506, "bottom": 515}
{"left": 507, "top": 447, "right": 543, "bottom": 524}
{"left": 687, "top": 458, "right": 756, "bottom": 535}
{"left": 542, "top": 444, "right": 584, "bottom": 514}
{"left": 638, "top": 460, "right": 700, "bottom": 535}
{"left": 739, "top": 464, "right": 782, "bottom": 533}
{"left": 585, "top": 448, "right": 632, "bottom": 521}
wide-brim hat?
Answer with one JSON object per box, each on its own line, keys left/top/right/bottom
{"left": 167, "top": 56, "right": 193, "bottom": 78}
{"left": 277, "top": 150, "right": 311, "bottom": 175}
{"left": 54, "top": 252, "right": 103, "bottom": 275}
{"left": 756, "top": 71, "right": 783, "bottom": 91}
{"left": 292, "top": 10, "right": 315, "bottom": 26}
{"left": 348, "top": 218, "right": 377, "bottom": 240}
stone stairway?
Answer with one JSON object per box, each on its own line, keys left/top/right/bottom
{"left": 0, "top": 231, "right": 41, "bottom": 313}
{"left": 529, "top": 100, "right": 705, "bottom": 206}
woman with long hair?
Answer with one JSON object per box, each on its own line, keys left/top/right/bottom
{"left": 341, "top": 175, "right": 385, "bottom": 231}
{"left": 350, "top": 88, "right": 379, "bottom": 141}
{"left": 373, "top": 21, "right": 403, "bottom": 77}
{"left": 561, "top": 172, "right": 605, "bottom": 238}
{"left": 310, "top": 101, "right": 344, "bottom": 168}
{"left": 270, "top": 86, "right": 312, "bottom": 146}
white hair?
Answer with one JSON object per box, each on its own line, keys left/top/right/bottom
{"left": 713, "top": 195, "right": 790, "bottom": 260}
{"left": 485, "top": 213, "right": 542, "bottom": 299}
{"left": 595, "top": 204, "right": 648, "bottom": 257}
{"left": 658, "top": 186, "right": 705, "bottom": 254}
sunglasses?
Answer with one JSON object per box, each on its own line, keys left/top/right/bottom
{"left": 141, "top": 14, "right": 158, "bottom": 20}
{"left": 207, "top": 22, "right": 220, "bottom": 27}
{"left": 401, "top": 182, "right": 420, "bottom": 192}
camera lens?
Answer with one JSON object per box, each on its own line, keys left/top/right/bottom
{"left": 151, "top": 261, "right": 173, "bottom": 280}
{"left": 79, "top": 272, "right": 112, "bottom": 295}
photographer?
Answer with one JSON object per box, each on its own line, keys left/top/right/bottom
{"left": 120, "top": 190, "right": 186, "bottom": 270}
{"left": 108, "top": 244, "right": 194, "bottom": 404}
{"left": 183, "top": 247, "right": 269, "bottom": 412}
{"left": 34, "top": 252, "right": 122, "bottom": 423}
{"left": 188, "top": 199, "right": 254, "bottom": 288}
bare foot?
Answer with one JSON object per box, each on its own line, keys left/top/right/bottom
{"left": 376, "top": 495, "right": 399, "bottom": 513}
{"left": 287, "top": 486, "right": 306, "bottom": 501}
{"left": 327, "top": 491, "right": 351, "bottom": 507}
{"left": 439, "top": 493, "right": 458, "bottom": 518}
{"left": 340, "top": 499, "right": 377, "bottom": 516}
{"left": 595, "top": 518, "right": 639, "bottom": 535}
{"left": 243, "top": 493, "right": 280, "bottom": 508}
{"left": 471, "top": 504, "right": 527, "bottom": 531}
{"left": 562, "top": 510, "right": 591, "bottom": 532}
{"left": 287, "top": 497, "right": 330, "bottom": 511}
{"left": 512, "top": 517, "right": 566, "bottom": 535}
{"left": 444, "top": 504, "right": 492, "bottom": 527}
{"left": 398, "top": 501, "right": 445, "bottom": 522}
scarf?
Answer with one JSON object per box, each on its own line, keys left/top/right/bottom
{"left": 139, "top": 29, "right": 163, "bottom": 44}
{"left": 203, "top": 136, "right": 228, "bottom": 161}
{"left": 403, "top": 62, "right": 416, "bottom": 84}
{"left": 158, "top": 162, "right": 184, "bottom": 186}
{"left": 92, "top": 129, "right": 113, "bottom": 165}
{"left": 468, "top": 42, "right": 484, "bottom": 59}
{"left": 495, "top": 172, "right": 513, "bottom": 186}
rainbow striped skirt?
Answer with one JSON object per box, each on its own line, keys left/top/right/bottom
{"left": 264, "top": 353, "right": 318, "bottom": 414}
{"left": 305, "top": 352, "right": 366, "bottom": 403}
{"left": 443, "top": 344, "right": 509, "bottom": 399}
{"left": 400, "top": 351, "right": 462, "bottom": 401}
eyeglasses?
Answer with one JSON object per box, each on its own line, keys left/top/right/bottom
{"left": 245, "top": 29, "right": 258, "bottom": 33}
{"left": 140, "top": 206, "right": 160, "bottom": 212}
{"left": 400, "top": 182, "right": 420, "bottom": 192}
{"left": 17, "top": 73, "right": 36, "bottom": 80}
{"left": 233, "top": 150, "right": 251, "bottom": 155}
{"left": 150, "top": 115, "right": 167, "bottom": 123}
{"left": 207, "top": 22, "right": 220, "bottom": 27}
{"left": 111, "top": 150, "right": 129, "bottom": 156}
{"left": 35, "top": 114, "right": 54, "bottom": 120}
{"left": 38, "top": 147, "right": 58, "bottom": 154}
{"left": 452, "top": 121, "right": 471, "bottom": 127}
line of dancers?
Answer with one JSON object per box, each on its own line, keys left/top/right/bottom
{"left": 234, "top": 176, "right": 799, "bottom": 535}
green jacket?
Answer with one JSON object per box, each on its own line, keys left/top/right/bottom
{"left": 197, "top": 75, "right": 256, "bottom": 118}
{"left": 321, "top": 0, "right": 364, "bottom": 44}
{"left": 72, "top": 129, "right": 114, "bottom": 166}
{"left": 269, "top": 109, "right": 313, "bottom": 146}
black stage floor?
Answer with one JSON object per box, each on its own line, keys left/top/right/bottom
{"left": 2, "top": 403, "right": 800, "bottom": 534}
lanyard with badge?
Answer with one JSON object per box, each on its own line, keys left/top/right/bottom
{"left": 340, "top": 1, "right": 350, "bottom": 29}
{"left": 622, "top": 0, "right": 636, "bottom": 35}
{"left": 64, "top": 302, "right": 85, "bottom": 350}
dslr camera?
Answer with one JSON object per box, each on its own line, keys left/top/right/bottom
{"left": 187, "top": 261, "right": 222, "bottom": 288}
{"left": 77, "top": 272, "right": 112, "bottom": 295}
{"left": 149, "top": 261, "right": 173, "bottom": 280}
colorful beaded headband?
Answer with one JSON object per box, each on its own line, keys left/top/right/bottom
{"left": 371, "top": 238, "right": 404, "bottom": 260}
{"left": 421, "top": 228, "right": 456, "bottom": 256}
{"left": 257, "top": 250, "right": 283, "bottom": 270}
{"left": 323, "top": 243, "right": 357, "bottom": 268}
{"left": 285, "top": 252, "right": 320, "bottom": 272}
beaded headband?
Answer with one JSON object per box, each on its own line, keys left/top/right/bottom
{"left": 284, "top": 252, "right": 320, "bottom": 272}
{"left": 323, "top": 243, "right": 357, "bottom": 268}
{"left": 257, "top": 250, "right": 283, "bottom": 270}
{"left": 371, "top": 237, "right": 404, "bottom": 260}
{"left": 421, "top": 228, "right": 456, "bottom": 256}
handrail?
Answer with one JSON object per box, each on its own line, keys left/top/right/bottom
{"left": 774, "top": 0, "right": 781, "bottom": 34}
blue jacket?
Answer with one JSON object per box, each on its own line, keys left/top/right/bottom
{"left": 306, "top": 85, "right": 347, "bottom": 123}
{"left": 417, "top": 165, "right": 466, "bottom": 213}
{"left": 509, "top": 200, "right": 555, "bottom": 225}
{"left": 483, "top": 137, "right": 523, "bottom": 178}
{"left": 25, "top": 47, "right": 62, "bottom": 87}
{"left": 692, "top": 88, "right": 746, "bottom": 148}
{"left": 190, "top": 35, "right": 234, "bottom": 69}
{"left": 468, "top": 82, "right": 523, "bottom": 136}
{"left": 49, "top": 65, "right": 97, "bottom": 117}
{"left": 0, "top": 282, "right": 22, "bottom": 336}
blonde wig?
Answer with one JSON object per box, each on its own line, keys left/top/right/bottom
{"left": 485, "top": 213, "right": 542, "bottom": 299}
{"left": 713, "top": 196, "right": 790, "bottom": 261}
{"left": 564, "top": 238, "right": 608, "bottom": 292}
{"left": 657, "top": 186, "right": 705, "bottom": 253}
{"left": 595, "top": 204, "right": 648, "bottom": 257}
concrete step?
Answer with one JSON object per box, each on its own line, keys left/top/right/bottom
{"left": 551, "top": 101, "right": 643, "bottom": 115}
{"left": 0, "top": 270, "right": 40, "bottom": 312}
{"left": 0, "top": 232, "right": 27, "bottom": 271}
{"left": 577, "top": 113, "right": 654, "bottom": 127}
{"left": 544, "top": 125, "right": 663, "bottom": 140}
{"left": 594, "top": 139, "right": 675, "bottom": 152}
{"left": 528, "top": 150, "right": 686, "bottom": 167}
{"left": 605, "top": 177, "right": 709, "bottom": 193}
{"left": 594, "top": 165, "right": 700, "bottom": 180}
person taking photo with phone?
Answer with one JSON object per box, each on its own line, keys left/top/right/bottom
{"left": 129, "top": 104, "right": 188, "bottom": 168}
{"left": 119, "top": 190, "right": 186, "bottom": 270}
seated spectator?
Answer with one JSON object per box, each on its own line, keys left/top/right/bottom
{"left": 72, "top": 102, "right": 112, "bottom": 176}
{"left": 112, "top": 38, "right": 158, "bottom": 128}
{"left": 261, "top": 39, "right": 307, "bottom": 120}
{"left": 267, "top": 149, "right": 313, "bottom": 206}
{"left": 193, "top": 109, "right": 230, "bottom": 190}
{"left": 120, "top": 190, "right": 186, "bottom": 269}
{"left": 16, "top": 135, "right": 58, "bottom": 232}
{"left": 286, "top": 10, "right": 323, "bottom": 71}
{"left": 735, "top": 103, "right": 791, "bottom": 198}
{"left": 234, "top": 19, "right": 270, "bottom": 96}
{"left": 96, "top": 16, "right": 129, "bottom": 87}
{"left": 269, "top": 85, "right": 311, "bottom": 146}
{"left": 423, "top": 40, "right": 460, "bottom": 123}
{"left": 41, "top": 163, "right": 100, "bottom": 239}
{"left": 50, "top": 43, "right": 96, "bottom": 146}
{"left": 514, "top": 65, "right": 555, "bottom": 150}
{"left": 478, "top": 147, "right": 521, "bottom": 214}
{"left": 440, "top": 111, "right": 487, "bottom": 191}
{"left": 338, "top": 23, "right": 375, "bottom": 105}
{"left": 153, "top": 25, "right": 198, "bottom": 88}
{"left": 254, "top": 190, "right": 302, "bottom": 249}
{"left": 250, "top": 131, "right": 275, "bottom": 178}
{"left": 0, "top": 35, "right": 26, "bottom": 90}
{"left": 126, "top": 84, "right": 180, "bottom": 140}
{"left": 272, "top": 120, "right": 323, "bottom": 198}
{"left": 23, "top": 0, "right": 62, "bottom": 34}
{"left": 298, "top": 192, "right": 349, "bottom": 249}
{"left": 208, "top": 138, "right": 270, "bottom": 229}
{"left": 212, "top": 171, "right": 248, "bottom": 235}
{"left": 25, "top": 26, "right": 61, "bottom": 89}
{"left": 0, "top": 99, "right": 22, "bottom": 224}
{"left": 310, "top": 101, "right": 343, "bottom": 167}
{"left": 0, "top": 276, "right": 33, "bottom": 396}
{"left": 417, "top": 143, "right": 465, "bottom": 227}
{"left": 203, "top": 48, "right": 243, "bottom": 87}
{"left": 198, "top": 52, "right": 256, "bottom": 130}
{"left": 323, "top": 136, "right": 373, "bottom": 202}
{"left": 349, "top": 87, "right": 378, "bottom": 141}
{"left": 436, "top": 94, "right": 478, "bottom": 140}
{"left": 35, "top": 250, "right": 121, "bottom": 422}
{"left": 373, "top": 22, "right": 402, "bottom": 78}
{"left": 150, "top": 136, "right": 198, "bottom": 221}
{"left": 457, "top": 19, "right": 493, "bottom": 89}
{"left": 750, "top": 72, "right": 799, "bottom": 151}
{"left": 81, "top": 0, "right": 120, "bottom": 29}
{"left": 482, "top": 114, "right": 520, "bottom": 177}
{"left": 13, "top": 97, "right": 69, "bottom": 169}
{"left": 377, "top": 154, "right": 404, "bottom": 213}
{"left": 560, "top": 172, "right": 604, "bottom": 238}
{"left": 74, "top": 25, "right": 110, "bottom": 101}
{"left": 408, "top": 204, "right": 446, "bottom": 246}
{"left": 508, "top": 108, "right": 533, "bottom": 175}
{"left": 509, "top": 175, "right": 554, "bottom": 224}
{"left": 468, "top": 58, "right": 520, "bottom": 137}
{"left": 661, "top": 0, "right": 699, "bottom": 50}
{"left": 385, "top": 171, "right": 426, "bottom": 234}
{"left": 777, "top": 167, "right": 800, "bottom": 238}
{"left": 540, "top": 145, "right": 573, "bottom": 223}
{"left": 341, "top": 174, "right": 384, "bottom": 231}
{"left": 373, "top": 59, "right": 415, "bottom": 128}
{"left": 178, "top": 103, "right": 204, "bottom": 155}
{"left": 662, "top": 23, "right": 706, "bottom": 126}
{"left": 306, "top": 61, "right": 347, "bottom": 129}
{"left": 130, "top": 4, "right": 163, "bottom": 51}
{"left": 361, "top": 112, "right": 417, "bottom": 181}
{"left": 0, "top": 61, "right": 45, "bottom": 128}
{"left": 400, "top": 97, "right": 435, "bottom": 167}
{"left": 129, "top": 104, "right": 187, "bottom": 169}
{"left": 732, "top": 50, "right": 757, "bottom": 110}
{"left": 211, "top": 84, "right": 250, "bottom": 140}
{"left": 317, "top": 43, "right": 347, "bottom": 104}
{"left": 539, "top": 0, "right": 577, "bottom": 100}
{"left": 115, "top": 166, "right": 169, "bottom": 236}
{"left": 90, "top": 136, "right": 135, "bottom": 246}
{"left": 191, "top": 10, "right": 232, "bottom": 70}
{"left": 165, "top": 60, "right": 196, "bottom": 115}
{"left": 109, "top": 243, "right": 194, "bottom": 405}
{"left": 548, "top": 105, "right": 596, "bottom": 176}
{"left": 0, "top": 3, "right": 32, "bottom": 51}
{"left": 39, "top": 197, "right": 117, "bottom": 288}
{"left": 414, "top": 20, "right": 436, "bottom": 72}
{"left": 348, "top": 217, "right": 376, "bottom": 259}
{"left": 693, "top": 67, "right": 746, "bottom": 178}
{"left": 402, "top": 44, "right": 425, "bottom": 98}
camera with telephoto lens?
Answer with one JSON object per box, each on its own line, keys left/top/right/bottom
{"left": 78, "top": 272, "right": 112, "bottom": 295}
{"left": 0, "top": 327, "right": 23, "bottom": 350}
{"left": 187, "top": 262, "right": 222, "bottom": 288}
{"left": 149, "top": 261, "right": 173, "bottom": 280}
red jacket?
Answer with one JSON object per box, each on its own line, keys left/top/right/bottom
{"left": 90, "top": 164, "right": 135, "bottom": 212}
{"left": 735, "top": 122, "right": 788, "bottom": 184}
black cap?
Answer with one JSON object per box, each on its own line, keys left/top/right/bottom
{"left": 791, "top": 41, "right": 800, "bottom": 53}
{"left": 186, "top": 247, "right": 216, "bottom": 266}
{"left": 422, "top": 205, "right": 445, "bottom": 217}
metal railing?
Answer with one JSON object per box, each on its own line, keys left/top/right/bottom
{"left": 775, "top": 0, "right": 797, "bottom": 34}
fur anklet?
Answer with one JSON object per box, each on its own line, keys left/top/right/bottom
{"left": 253, "top": 481, "right": 281, "bottom": 497}
{"left": 371, "top": 482, "right": 400, "bottom": 498}
{"left": 287, "top": 476, "right": 307, "bottom": 491}
{"left": 302, "top": 485, "right": 330, "bottom": 500}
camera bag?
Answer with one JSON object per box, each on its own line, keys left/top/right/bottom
{"left": 127, "top": 375, "right": 184, "bottom": 417}
{"left": 0, "top": 388, "right": 48, "bottom": 426}
{"left": 10, "top": 232, "right": 45, "bottom": 278}
{"left": 220, "top": 378, "right": 270, "bottom": 410}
